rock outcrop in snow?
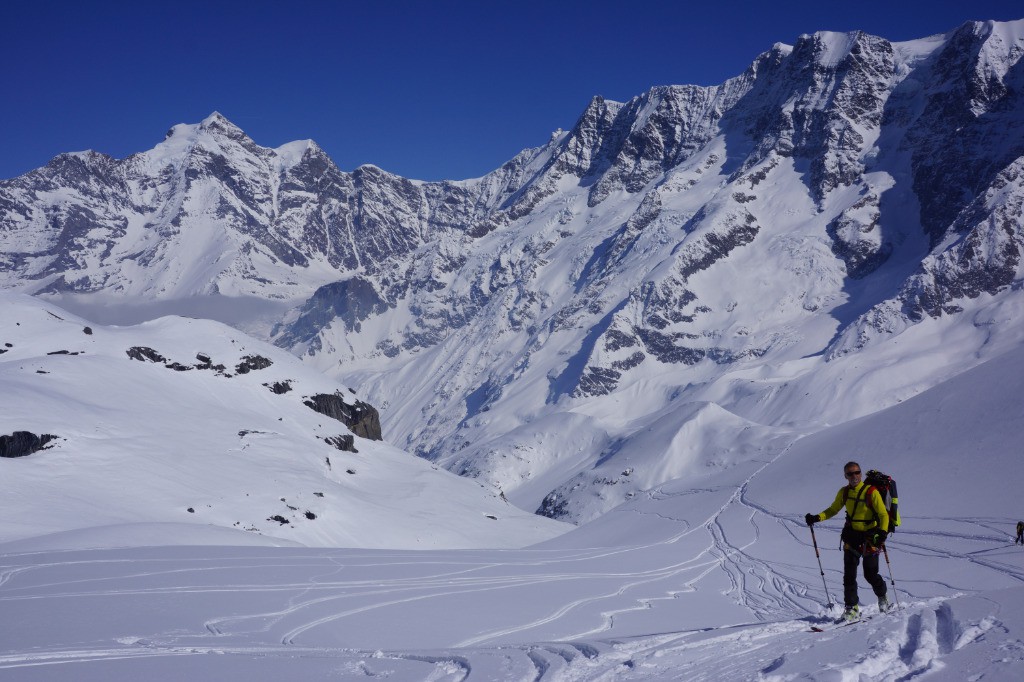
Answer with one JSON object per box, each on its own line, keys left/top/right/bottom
{"left": 0, "top": 431, "right": 59, "bottom": 458}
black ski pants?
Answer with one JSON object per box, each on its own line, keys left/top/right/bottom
{"left": 843, "top": 547, "right": 887, "bottom": 608}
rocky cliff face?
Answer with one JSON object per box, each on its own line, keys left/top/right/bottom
{"left": 0, "top": 113, "right": 559, "bottom": 302}
{"left": 3, "top": 20, "right": 1023, "bottom": 523}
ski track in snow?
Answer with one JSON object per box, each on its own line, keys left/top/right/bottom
{"left": 4, "top": 455, "right": 1024, "bottom": 680}
{"left": 1, "top": 541, "right": 1021, "bottom": 680}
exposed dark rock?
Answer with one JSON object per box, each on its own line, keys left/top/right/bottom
{"left": 537, "top": 492, "right": 570, "bottom": 519}
{"left": 826, "top": 194, "right": 891, "bottom": 278}
{"left": 635, "top": 329, "right": 707, "bottom": 365}
{"left": 903, "top": 222, "right": 1021, "bottom": 320}
{"left": 611, "top": 351, "right": 646, "bottom": 371}
{"left": 265, "top": 380, "right": 293, "bottom": 394}
{"left": 324, "top": 434, "right": 358, "bottom": 453}
{"left": 235, "top": 354, "right": 273, "bottom": 374}
{"left": 675, "top": 211, "right": 760, "bottom": 281}
{"left": 277, "top": 276, "right": 390, "bottom": 347}
{"left": 904, "top": 22, "right": 1024, "bottom": 246}
{"left": 0, "top": 431, "right": 59, "bottom": 458}
{"left": 268, "top": 515, "right": 290, "bottom": 525}
{"left": 574, "top": 366, "right": 622, "bottom": 397}
{"left": 83, "top": 327, "right": 93, "bottom": 335}
{"left": 126, "top": 346, "right": 166, "bottom": 363}
{"left": 603, "top": 329, "right": 638, "bottom": 352}
{"left": 164, "top": 362, "right": 192, "bottom": 371}
{"left": 304, "top": 511, "right": 317, "bottom": 520}
{"left": 303, "top": 392, "right": 382, "bottom": 440}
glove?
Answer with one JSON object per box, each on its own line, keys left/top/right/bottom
{"left": 870, "top": 530, "right": 888, "bottom": 546}
{"left": 805, "top": 513, "right": 818, "bottom": 526}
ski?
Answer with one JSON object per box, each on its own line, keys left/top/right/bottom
{"left": 836, "top": 614, "right": 872, "bottom": 628}
{"left": 809, "top": 616, "right": 871, "bottom": 632}
{"left": 808, "top": 608, "right": 899, "bottom": 632}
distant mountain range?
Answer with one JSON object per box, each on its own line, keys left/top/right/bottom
{"left": 2, "top": 19, "right": 1023, "bottom": 525}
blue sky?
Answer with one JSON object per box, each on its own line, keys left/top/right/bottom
{"left": 2, "top": 0, "right": 1021, "bottom": 181}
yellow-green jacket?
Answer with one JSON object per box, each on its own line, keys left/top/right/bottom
{"left": 813, "top": 481, "right": 889, "bottom": 533}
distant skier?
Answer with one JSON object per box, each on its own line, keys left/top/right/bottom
{"left": 1016, "top": 521, "right": 1024, "bottom": 545}
{"left": 805, "top": 461, "right": 890, "bottom": 622}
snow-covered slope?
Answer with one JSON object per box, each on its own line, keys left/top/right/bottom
{"left": 3, "top": 342, "right": 1023, "bottom": 680}
{"left": 0, "top": 293, "right": 568, "bottom": 549}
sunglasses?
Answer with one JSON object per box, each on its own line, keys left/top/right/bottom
{"left": 845, "top": 470, "right": 862, "bottom": 477}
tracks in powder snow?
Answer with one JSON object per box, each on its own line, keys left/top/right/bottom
{"left": 3, "top": 467, "right": 1024, "bottom": 679}
{"left": 0, "top": 603, "right": 991, "bottom": 681}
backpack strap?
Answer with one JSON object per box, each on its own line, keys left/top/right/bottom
{"left": 845, "top": 484, "right": 878, "bottom": 528}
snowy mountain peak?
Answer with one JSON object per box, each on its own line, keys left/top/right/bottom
{"left": 2, "top": 18, "right": 1024, "bottom": 529}
{"left": 198, "top": 110, "right": 246, "bottom": 136}
{"left": 44, "top": 149, "right": 117, "bottom": 174}
{"left": 971, "top": 18, "right": 1024, "bottom": 83}
{"left": 148, "top": 112, "right": 259, "bottom": 177}
{"left": 160, "top": 112, "right": 246, "bottom": 144}
{"left": 201, "top": 110, "right": 231, "bottom": 126}
{"left": 798, "top": 30, "right": 864, "bottom": 67}
{"left": 274, "top": 138, "right": 322, "bottom": 170}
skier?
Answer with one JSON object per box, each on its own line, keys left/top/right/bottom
{"left": 1016, "top": 521, "right": 1024, "bottom": 545}
{"left": 805, "top": 461, "right": 890, "bottom": 622}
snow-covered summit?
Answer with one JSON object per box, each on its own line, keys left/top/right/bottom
{"left": 2, "top": 19, "right": 1024, "bottom": 529}
{"left": 274, "top": 138, "right": 321, "bottom": 170}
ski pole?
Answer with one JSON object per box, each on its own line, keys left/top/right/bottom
{"left": 809, "top": 524, "right": 836, "bottom": 610}
{"left": 882, "top": 544, "right": 901, "bottom": 610}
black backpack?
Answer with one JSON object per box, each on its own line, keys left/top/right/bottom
{"left": 863, "top": 469, "right": 900, "bottom": 533}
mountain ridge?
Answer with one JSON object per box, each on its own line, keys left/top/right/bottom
{"left": 2, "top": 19, "right": 1023, "bottom": 523}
